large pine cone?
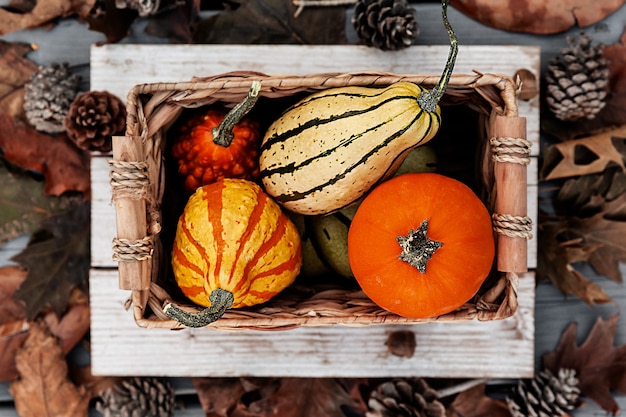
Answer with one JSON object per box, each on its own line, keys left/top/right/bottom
{"left": 366, "top": 378, "right": 446, "bottom": 417}
{"left": 546, "top": 33, "right": 610, "bottom": 121}
{"left": 23, "top": 62, "right": 80, "bottom": 134}
{"left": 506, "top": 368, "right": 581, "bottom": 417}
{"left": 64, "top": 90, "right": 126, "bottom": 153}
{"left": 96, "top": 377, "right": 175, "bottom": 417}
{"left": 352, "top": 0, "right": 419, "bottom": 51}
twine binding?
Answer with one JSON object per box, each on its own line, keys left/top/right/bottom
{"left": 490, "top": 136, "right": 531, "bottom": 165}
{"left": 492, "top": 213, "right": 533, "bottom": 240}
{"left": 109, "top": 160, "right": 149, "bottom": 200}
{"left": 112, "top": 236, "right": 154, "bottom": 262}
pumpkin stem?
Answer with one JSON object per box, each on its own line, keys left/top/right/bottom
{"left": 163, "top": 288, "right": 235, "bottom": 328}
{"left": 417, "top": 0, "right": 458, "bottom": 113}
{"left": 396, "top": 220, "right": 443, "bottom": 274}
{"left": 212, "top": 80, "right": 261, "bottom": 147}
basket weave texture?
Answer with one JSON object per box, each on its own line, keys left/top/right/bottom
{"left": 109, "top": 71, "right": 531, "bottom": 330}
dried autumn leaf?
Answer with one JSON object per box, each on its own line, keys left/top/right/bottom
{"left": 543, "top": 314, "right": 626, "bottom": 414}
{"left": 0, "top": 0, "right": 96, "bottom": 34}
{"left": 569, "top": 193, "right": 626, "bottom": 283}
{"left": 0, "top": 115, "right": 91, "bottom": 197}
{"left": 0, "top": 40, "right": 37, "bottom": 117}
{"left": 193, "top": 0, "right": 346, "bottom": 44}
{"left": 446, "top": 382, "right": 512, "bottom": 417}
{"left": 81, "top": 0, "right": 138, "bottom": 44}
{"left": 537, "top": 219, "right": 612, "bottom": 305}
{"left": 0, "top": 161, "right": 77, "bottom": 245}
{"left": 237, "top": 378, "right": 359, "bottom": 417}
{"left": 144, "top": 0, "right": 200, "bottom": 43}
{"left": 0, "top": 267, "right": 90, "bottom": 382}
{"left": 12, "top": 197, "right": 90, "bottom": 318}
{"left": 193, "top": 377, "right": 247, "bottom": 416}
{"left": 541, "top": 125, "right": 626, "bottom": 180}
{"left": 9, "top": 321, "right": 90, "bottom": 417}
{"left": 449, "top": 0, "right": 626, "bottom": 34}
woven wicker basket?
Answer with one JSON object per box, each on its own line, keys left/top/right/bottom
{"left": 109, "top": 71, "right": 532, "bottom": 330}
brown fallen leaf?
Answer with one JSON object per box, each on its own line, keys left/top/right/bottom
{"left": 537, "top": 220, "right": 613, "bottom": 305}
{"left": 193, "top": 377, "right": 247, "bottom": 417}
{"left": 0, "top": 115, "right": 91, "bottom": 198}
{"left": 0, "top": 266, "right": 90, "bottom": 382}
{"left": 449, "top": 0, "right": 626, "bottom": 34}
{"left": 446, "top": 382, "right": 512, "bottom": 417}
{"left": 543, "top": 314, "right": 626, "bottom": 414}
{"left": 569, "top": 194, "right": 626, "bottom": 283}
{"left": 0, "top": 0, "right": 96, "bottom": 35}
{"left": 9, "top": 320, "right": 91, "bottom": 417}
{"left": 541, "top": 125, "right": 626, "bottom": 180}
{"left": 0, "top": 40, "right": 37, "bottom": 117}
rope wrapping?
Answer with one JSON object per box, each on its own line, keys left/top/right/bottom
{"left": 109, "top": 160, "right": 150, "bottom": 200}
{"left": 490, "top": 136, "right": 531, "bottom": 165}
{"left": 492, "top": 213, "right": 533, "bottom": 240}
{"left": 112, "top": 236, "right": 154, "bottom": 262}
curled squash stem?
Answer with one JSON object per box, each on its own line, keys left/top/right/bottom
{"left": 417, "top": 0, "right": 458, "bottom": 113}
{"left": 163, "top": 288, "right": 235, "bottom": 328}
{"left": 212, "top": 80, "right": 262, "bottom": 147}
{"left": 396, "top": 220, "right": 443, "bottom": 274}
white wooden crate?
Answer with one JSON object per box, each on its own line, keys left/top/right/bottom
{"left": 89, "top": 44, "right": 538, "bottom": 377}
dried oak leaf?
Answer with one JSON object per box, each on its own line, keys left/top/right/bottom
{"left": 0, "top": 0, "right": 96, "bottom": 34}
{"left": 0, "top": 267, "right": 90, "bottom": 382}
{"left": 569, "top": 193, "right": 626, "bottom": 283}
{"left": 192, "top": 0, "right": 346, "bottom": 44}
{"left": 0, "top": 115, "right": 91, "bottom": 198}
{"left": 543, "top": 314, "right": 626, "bottom": 414}
{"left": 0, "top": 160, "right": 76, "bottom": 245}
{"left": 0, "top": 40, "right": 37, "bottom": 117}
{"left": 541, "top": 125, "right": 626, "bottom": 180}
{"left": 447, "top": 382, "right": 512, "bottom": 417}
{"left": 144, "top": 0, "right": 200, "bottom": 43}
{"left": 11, "top": 197, "right": 90, "bottom": 318}
{"left": 9, "top": 321, "right": 90, "bottom": 417}
{"left": 234, "top": 378, "right": 360, "bottom": 417}
{"left": 537, "top": 219, "right": 612, "bottom": 305}
{"left": 193, "top": 377, "right": 247, "bottom": 416}
{"left": 449, "top": 0, "right": 626, "bottom": 34}
{"left": 81, "top": 0, "right": 138, "bottom": 44}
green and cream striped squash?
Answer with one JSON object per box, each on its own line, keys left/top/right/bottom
{"left": 259, "top": 81, "right": 441, "bottom": 215}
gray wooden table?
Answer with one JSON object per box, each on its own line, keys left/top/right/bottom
{"left": 2, "top": 3, "right": 626, "bottom": 415}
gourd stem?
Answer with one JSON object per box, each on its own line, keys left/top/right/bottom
{"left": 212, "top": 81, "right": 261, "bottom": 147}
{"left": 397, "top": 220, "right": 443, "bottom": 274}
{"left": 163, "top": 288, "right": 235, "bottom": 328}
{"left": 417, "top": 0, "right": 458, "bottom": 113}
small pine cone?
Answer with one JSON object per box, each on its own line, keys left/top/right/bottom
{"left": 115, "top": 0, "right": 183, "bottom": 16}
{"left": 352, "top": 0, "right": 419, "bottom": 51}
{"left": 366, "top": 378, "right": 446, "bottom": 417}
{"left": 506, "top": 368, "right": 581, "bottom": 417}
{"left": 546, "top": 33, "right": 610, "bottom": 121}
{"left": 96, "top": 376, "right": 175, "bottom": 417}
{"left": 65, "top": 90, "right": 126, "bottom": 153}
{"left": 23, "top": 62, "right": 80, "bottom": 134}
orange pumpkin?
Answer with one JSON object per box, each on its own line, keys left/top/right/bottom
{"left": 347, "top": 173, "right": 495, "bottom": 318}
{"left": 164, "top": 178, "right": 302, "bottom": 327}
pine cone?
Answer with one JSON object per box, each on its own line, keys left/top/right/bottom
{"left": 115, "top": 0, "right": 183, "bottom": 16}
{"left": 23, "top": 62, "right": 80, "bottom": 134}
{"left": 506, "top": 368, "right": 581, "bottom": 417}
{"left": 96, "top": 377, "right": 175, "bottom": 417}
{"left": 352, "top": 0, "right": 419, "bottom": 51}
{"left": 366, "top": 378, "right": 446, "bottom": 417}
{"left": 65, "top": 90, "right": 126, "bottom": 153}
{"left": 546, "top": 33, "right": 610, "bottom": 121}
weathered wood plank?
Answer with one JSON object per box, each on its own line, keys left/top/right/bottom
{"left": 89, "top": 268, "right": 535, "bottom": 378}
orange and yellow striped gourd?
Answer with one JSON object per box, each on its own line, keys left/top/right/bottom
{"left": 164, "top": 178, "right": 302, "bottom": 327}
